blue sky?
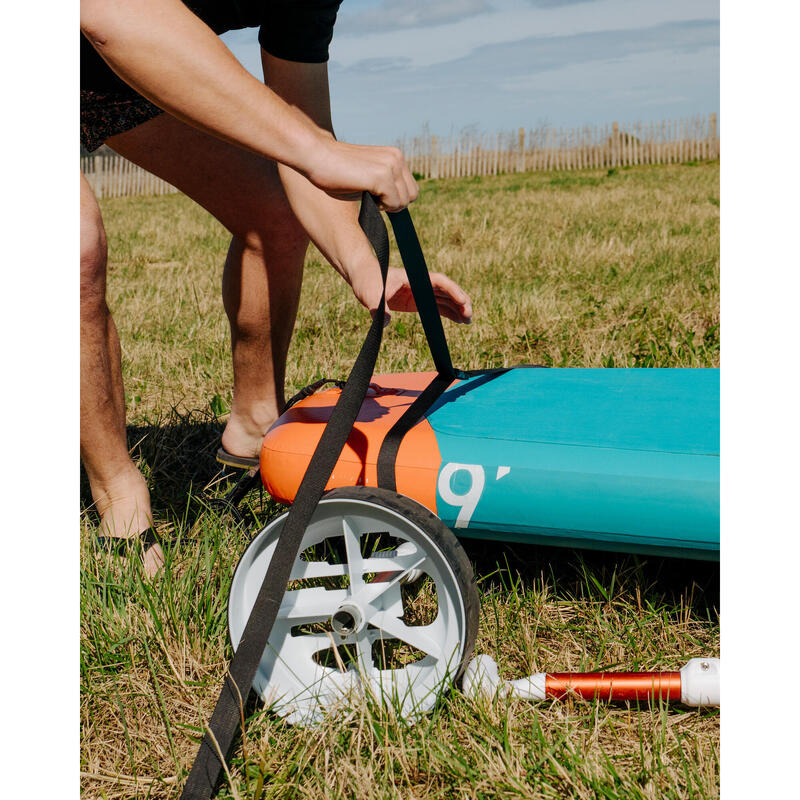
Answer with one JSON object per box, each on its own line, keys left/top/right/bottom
{"left": 223, "top": 0, "right": 719, "bottom": 145}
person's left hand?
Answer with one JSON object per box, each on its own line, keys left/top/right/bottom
{"left": 383, "top": 267, "right": 472, "bottom": 325}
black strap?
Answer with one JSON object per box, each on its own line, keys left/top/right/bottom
{"left": 387, "top": 210, "right": 464, "bottom": 380}
{"left": 182, "top": 195, "right": 510, "bottom": 799}
{"left": 375, "top": 368, "right": 517, "bottom": 491}
{"left": 375, "top": 372, "right": 453, "bottom": 491}
{"left": 376, "top": 210, "right": 513, "bottom": 491}
{"left": 282, "top": 378, "right": 346, "bottom": 413}
{"left": 180, "top": 194, "right": 390, "bottom": 800}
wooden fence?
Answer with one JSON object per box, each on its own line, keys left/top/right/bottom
{"left": 80, "top": 113, "right": 719, "bottom": 197}
{"left": 80, "top": 154, "right": 178, "bottom": 199}
{"left": 399, "top": 113, "right": 719, "bottom": 179}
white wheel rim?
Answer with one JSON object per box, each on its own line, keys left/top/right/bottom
{"left": 228, "top": 495, "right": 468, "bottom": 725}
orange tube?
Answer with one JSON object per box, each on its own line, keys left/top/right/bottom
{"left": 545, "top": 672, "right": 682, "bottom": 702}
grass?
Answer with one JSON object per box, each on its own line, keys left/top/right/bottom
{"left": 81, "top": 161, "right": 720, "bottom": 799}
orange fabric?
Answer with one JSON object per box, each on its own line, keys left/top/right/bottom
{"left": 260, "top": 372, "right": 447, "bottom": 513}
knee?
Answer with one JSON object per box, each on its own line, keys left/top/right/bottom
{"left": 238, "top": 200, "right": 309, "bottom": 264}
{"left": 80, "top": 215, "right": 108, "bottom": 314}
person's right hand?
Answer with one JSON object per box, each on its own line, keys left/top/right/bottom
{"left": 305, "top": 136, "right": 419, "bottom": 213}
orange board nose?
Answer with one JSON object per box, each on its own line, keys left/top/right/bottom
{"left": 260, "top": 372, "right": 446, "bottom": 514}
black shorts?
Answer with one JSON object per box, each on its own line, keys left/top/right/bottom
{"left": 80, "top": 0, "right": 342, "bottom": 152}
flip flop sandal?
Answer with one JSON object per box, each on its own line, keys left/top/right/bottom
{"left": 96, "top": 526, "right": 163, "bottom": 558}
{"left": 215, "top": 446, "right": 259, "bottom": 471}
{"left": 213, "top": 379, "right": 350, "bottom": 473}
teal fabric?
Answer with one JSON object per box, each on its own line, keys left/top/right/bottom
{"left": 429, "top": 369, "right": 719, "bottom": 558}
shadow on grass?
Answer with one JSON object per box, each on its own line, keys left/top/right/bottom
{"left": 462, "top": 536, "right": 719, "bottom": 620}
{"left": 79, "top": 406, "right": 282, "bottom": 530}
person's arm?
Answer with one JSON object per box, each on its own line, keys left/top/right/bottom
{"left": 263, "top": 53, "right": 471, "bottom": 324}
{"left": 79, "top": 0, "right": 415, "bottom": 211}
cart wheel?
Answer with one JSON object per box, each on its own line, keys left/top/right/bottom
{"left": 228, "top": 486, "right": 478, "bottom": 725}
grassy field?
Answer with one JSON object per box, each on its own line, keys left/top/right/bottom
{"left": 81, "top": 161, "right": 720, "bottom": 799}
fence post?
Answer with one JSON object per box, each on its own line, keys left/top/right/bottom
{"left": 709, "top": 112, "right": 718, "bottom": 158}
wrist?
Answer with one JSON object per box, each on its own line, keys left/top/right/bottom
{"left": 279, "top": 113, "right": 332, "bottom": 177}
{"left": 299, "top": 132, "right": 338, "bottom": 183}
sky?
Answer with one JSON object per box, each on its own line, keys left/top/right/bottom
{"left": 221, "top": 0, "right": 719, "bottom": 145}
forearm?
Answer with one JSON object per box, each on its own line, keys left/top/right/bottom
{"left": 262, "top": 53, "right": 375, "bottom": 288}
{"left": 80, "top": 0, "right": 323, "bottom": 174}
{"left": 264, "top": 54, "right": 469, "bottom": 322}
{"left": 280, "top": 166, "right": 374, "bottom": 279}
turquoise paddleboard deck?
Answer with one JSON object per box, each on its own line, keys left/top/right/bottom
{"left": 428, "top": 368, "right": 719, "bottom": 560}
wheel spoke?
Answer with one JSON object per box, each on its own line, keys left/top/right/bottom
{"left": 369, "top": 612, "right": 442, "bottom": 660}
{"left": 356, "top": 630, "right": 375, "bottom": 675}
{"left": 342, "top": 517, "right": 365, "bottom": 593}
{"left": 289, "top": 561, "right": 348, "bottom": 581}
{"left": 278, "top": 588, "right": 348, "bottom": 620}
{"left": 359, "top": 555, "right": 427, "bottom": 606}
{"left": 361, "top": 551, "right": 426, "bottom": 575}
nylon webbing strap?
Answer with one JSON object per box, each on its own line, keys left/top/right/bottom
{"left": 376, "top": 209, "right": 511, "bottom": 490}
{"left": 181, "top": 194, "right": 390, "bottom": 800}
{"left": 387, "top": 210, "right": 466, "bottom": 380}
{"left": 375, "top": 372, "right": 452, "bottom": 491}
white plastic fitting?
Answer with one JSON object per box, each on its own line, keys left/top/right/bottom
{"left": 462, "top": 655, "right": 504, "bottom": 698}
{"left": 461, "top": 655, "right": 547, "bottom": 700}
{"left": 680, "top": 657, "right": 720, "bottom": 707}
{"left": 463, "top": 654, "right": 721, "bottom": 708}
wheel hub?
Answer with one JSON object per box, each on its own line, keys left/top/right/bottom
{"left": 331, "top": 603, "right": 365, "bottom": 636}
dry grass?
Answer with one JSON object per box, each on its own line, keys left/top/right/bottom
{"left": 81, "top": 161, "right": 720, "bottom": 799}
{"left": 100, "top": 162, "right": 719, "bottom": 420}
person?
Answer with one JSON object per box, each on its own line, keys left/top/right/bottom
{"left": 80, "top": 0, "right": 473, "bottom": 574}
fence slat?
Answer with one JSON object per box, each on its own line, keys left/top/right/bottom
{"left": 80, "top": 114, "right": 720, "bottom": 196}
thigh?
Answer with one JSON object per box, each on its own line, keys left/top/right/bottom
{"left": 106, "top": 113, "right": 299, "bottom": 242}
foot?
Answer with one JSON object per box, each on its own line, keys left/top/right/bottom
{"left": 92, "top": 468, "right": 163, "bottom": 577}
{"left": 221, "top": 402, "right": 278, "bottom": 462}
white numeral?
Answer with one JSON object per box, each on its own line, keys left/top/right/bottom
{"left": 438, "top": 463, "right": 486, "bottom": 528}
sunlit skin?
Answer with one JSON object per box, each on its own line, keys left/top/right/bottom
{"left": 79, "top": 0, "right": 472, "bottom": 573}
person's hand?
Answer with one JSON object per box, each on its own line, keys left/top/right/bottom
{"left": 348, "top": 265, "right": 473, "bottom": 327}
{"left": 305, "top": 136, "right": 419, "bottom": 213}
{"left": 277, "top": 164, "right": 471, "bottom": 325}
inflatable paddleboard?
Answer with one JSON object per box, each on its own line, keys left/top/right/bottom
{"left": 260, "top": 368, "right": 719, "bottom": 560}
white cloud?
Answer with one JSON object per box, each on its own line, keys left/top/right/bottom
{"left": 330, "top": 0, "right": 719, "bottom": 69}
{"left": 220, "top": 2, "right": 719, "bottom": 145}
{"left": 525, "top": 0, "right": 598, "bottom": 7}
{"left": 328, "top": 20, "right": 719, "bottom": 142}
{"left": 338, "top": 0, "right": 494, "bottom": 34}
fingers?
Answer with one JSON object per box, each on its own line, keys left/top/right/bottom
{"left": 403, "top": 162, "right": 419, "bottom": 204}
{"left": 372, "top": 147, "right": 418, "bottom": 213}
{"left": 429, "top": 273, "right": 472, "bottom": 323}
{"left": 433, "top": 291, "right": 472, "bottom": 324}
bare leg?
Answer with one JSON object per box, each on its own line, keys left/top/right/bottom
{"left": 80, "top": 172, "right": 163, "bottom": 575}
{"left": 221, "top": 232, "right": 305, "bottom": 458}
{"left": 108, "top": 112, "right": 308, "bottom": 458}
